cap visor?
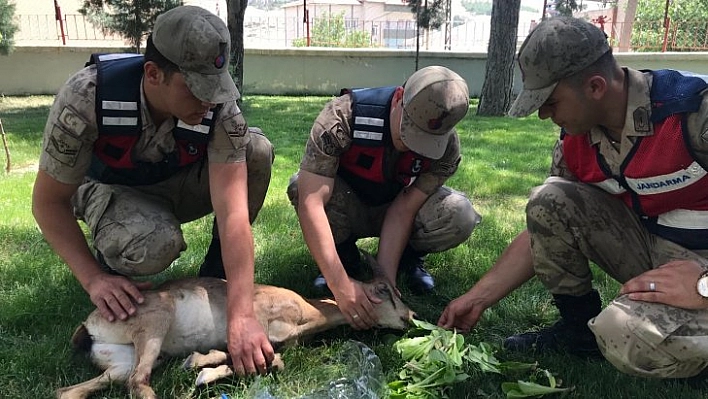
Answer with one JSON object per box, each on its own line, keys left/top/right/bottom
{"left": 400, "top": 113, "right": 448, "bottom": 160}
{"left": 508, "top": 83, "right": 557, "bottom": 117}
{"left": 184, "top": 71, "right": 241, "bottom": 104}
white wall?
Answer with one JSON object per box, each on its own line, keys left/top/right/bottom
{"left": 2, "top": 46, "right": 708, "bottom": 97}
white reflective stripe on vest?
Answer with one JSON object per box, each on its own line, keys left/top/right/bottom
{"left": 176, "top": 120, "right": 210, "bottom": 134}
{"left": 591, "top": 178, "right": 626, "bottom": 195}
{"left": 102, "top": 100, "right": 138, "bottom": 111}
{"left": 97, "top": 53, "right": 142, "bottom": 62}
{"left": 353, "top": 130, "right": 383, "bottom": 141}
{"left": 625, "top": 161, "right": 707, "bottom": 195}
{"left": 355, "top": 116, "right": 384, "bottom": 127}
{"left": 657, "top": 209, "right": 708, "bottom": 229}
{"left": 102, "top": 116, "right": 138, "bottom": 126}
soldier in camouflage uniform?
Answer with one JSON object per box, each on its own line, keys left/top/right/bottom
{"left": 439, "top": 16, "right": 708, "bottom": 379}
{"left": 32, "top": 6, "right": 276, "bottom": 376}
{"left": 287, "top": 66, "right": 481, "bottom": 329}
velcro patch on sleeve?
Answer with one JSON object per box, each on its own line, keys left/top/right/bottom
{"left": 58, "top": 106, "right": 88, "bottom": 135}
{"left": 223, "top": 114, "right": 248, "bottom": 138}
{"left": 45, "top": 125, "right": 83, "bottom": 167}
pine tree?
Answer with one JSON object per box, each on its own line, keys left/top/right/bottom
{"left": 79, "top": 0, "right": 182, "bottom": 52}
{"left": 0, "top": 0, "right": 19, "bottom": 55}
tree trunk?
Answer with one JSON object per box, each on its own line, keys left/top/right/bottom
{"left": 226, "top": 0, "right": 248, "bottom": 100}
{"left": 477, "top": 0, "right": 520, "bottom": 116}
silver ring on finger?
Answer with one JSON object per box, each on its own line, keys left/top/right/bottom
{"left": 649, "top": 282, "right": 656, "bottom": 292}
{"left": 352, "top": 314, "right": 359, "bottom": 319}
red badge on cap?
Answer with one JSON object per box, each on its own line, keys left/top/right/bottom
{"left": 214, "top": 53, "right": 226, "bottom": 69}
{"left": 428, "top": 111, "right": 449, "bottom": 130}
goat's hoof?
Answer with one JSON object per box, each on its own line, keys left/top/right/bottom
{"left": 182, "top": 353, "right": 196, "bottom": 369}
{"left": 270, "top": 354, "right": 285, "bottom": 371}
{"left": 55, "top": 388, "right": 75, "bottom": 399}
{"left": 196, "top": 364, "right": 233, "bottom": 386}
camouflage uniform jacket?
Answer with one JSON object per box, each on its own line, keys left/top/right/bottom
{"left": 39, "top": 64, "right": 250, "bottom": 186}
{"left": 299, "top": 93, "right": 461, "bottom": 199}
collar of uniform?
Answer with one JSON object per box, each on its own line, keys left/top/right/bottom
{"left": 139, "top": 78, "right": 175, "bottom": 133}
{"left": 587, "top": 67, "right": 654, "bottom": 146}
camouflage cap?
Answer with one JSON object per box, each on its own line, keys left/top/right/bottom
{"left": 508, "top": 16, "right": 610, "bottom": 117}
{"left": 400, "top": 66, "right": 469, "bottom": 160}
{"left": 152, "top": 6, "right": 239, "bottom": 104}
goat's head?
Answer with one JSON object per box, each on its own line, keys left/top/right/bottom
{"left": 357, "top": 250, "right": 418, "bottom": 329}
{"left": 365, "top": 279, "right": 416, "bottom": 330}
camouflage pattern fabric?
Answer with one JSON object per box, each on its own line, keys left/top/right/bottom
{"left": 528, "top": 177, "right": 708, "bottom": 378}
{"left": 73, "top": 130, "right": 273, "bottom": 276}
{"left": 298, "top": 94, "right": 461, "bottom": 196}
{"left": 287, "top": 174, "right": 480, "bottom": 253}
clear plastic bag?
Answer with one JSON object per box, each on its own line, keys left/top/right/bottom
{"left": 249, "top": 340, "right": 387, "bottom": 399}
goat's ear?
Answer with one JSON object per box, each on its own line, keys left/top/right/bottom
{"left": 360, "top": 250, "right": 386, "bottom": 278}
{"left": 373, "top": 281, "right": 391, "bottom": 297}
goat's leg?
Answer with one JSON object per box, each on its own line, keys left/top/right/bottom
{"left": 56, "top": 345, "right": 135, "bottom": 399}
{"left": 127, "top": 309, "right": 174, "bottom": 399}
{"left": 194, "top": 354, "right": 284, "bottom": 386}
{"left": 196, "top": 364, "right": 233, "bottom": 386}
{"left": 127, "top": 336, "right": 165, "bottom": 399}
{"left": 56, "top": 365, "right": 128, "bottom": 399}
{"left": 183, "top": 349, "right": 229, "bottom": 369}
{"left": 57, "top": 363, "right": 133, "bottom": 399}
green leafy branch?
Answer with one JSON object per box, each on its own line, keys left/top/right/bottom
{"left": 388, "top": 319, "right": 573, "bottom": 398}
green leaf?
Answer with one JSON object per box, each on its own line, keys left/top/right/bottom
{"left": 502, "top": 380, "right": 572, "bottom": 398}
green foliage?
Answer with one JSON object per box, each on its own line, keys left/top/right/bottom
{"left": 0, "top": 0, "right": 18, "bottom": 55}
{"left": 632, "top": 0, "right": 708, "bottom": 51}
{"left": 405, "top": 0, "right": 448, "bottom": 30}
{"left": 461, "top": 0, "right": 492, "bottom": 16}
{"left": 79, "top": 0, "right": 182, "bottom": 51}
{"left": 550, "top": 0, "right": 583, "bottom": 17}
{"left": 3, "top": 95, "right": 708, "bottom": 398}
{"left": 389, "top": 319, "right": 571, "bottom": 398}
{"left": 292, "top": 12, "right": 372, "bottom": 48}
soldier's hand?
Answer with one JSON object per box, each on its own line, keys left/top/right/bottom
{"left": 227, "top": 316, "right": 274, "bottom": 376}
{"left": 86, "top": 274, "right": 152, "bottom": 322}
{"left": 437, "top": 291, "right": 489, "bottom": 333}
{"left": 331, "top": 278, "right": 380, "bottom": 330}
{"left": 620, "top": 260, "right": 708, "bottom": 310}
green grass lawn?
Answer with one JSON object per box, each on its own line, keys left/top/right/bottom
{"left": 0, "top": 95, "right": 703, "bottom": 399}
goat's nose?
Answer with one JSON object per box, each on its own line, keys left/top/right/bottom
{"left": 404, "top": 312, "right": 418, "bottom": 324}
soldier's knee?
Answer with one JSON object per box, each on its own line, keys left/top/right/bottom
{"left": 286, "top": 173, "right": 299, "bottom": 208}
{"left": 446, "top": 195, "right": 481, "bottom": 245}
{"left": 591, "top": 301, "right": 705, "bottom": 379}
{"left": 112, "top": 225, "right": 184, "bottom": 276}
{"left": 247, "top": 127, "right": 275, "bottom": 165}
{"left": 527, "top": 177, "right": 576, "bottom": 207}
{"left": 526, "top": 178, "right": 580, "bottom": 224}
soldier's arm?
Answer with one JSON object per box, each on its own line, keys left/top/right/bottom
{"left": 376, "top": 186, "right": 429, "bottom": 286}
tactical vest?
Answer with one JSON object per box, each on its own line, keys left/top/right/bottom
{"left": 337, "top": 86, "right": 431, "bottom": 206}
{"left": 563, "top": 69, "right": 708, "bottom": 249}
{"left": 86, "top": 53, "right": 217, "bottom": 186}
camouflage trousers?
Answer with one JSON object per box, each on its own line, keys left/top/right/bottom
{"left": 72, "top": 129, "right": 274, "bottom": 276}
{"left": 528, "top": 177, "right": 708, "bottom": 378}
{"left": 286, "top": 173, "right": 481, "bottom": 254}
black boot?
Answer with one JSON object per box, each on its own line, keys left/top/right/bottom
{"left": 399, "top": 246, "right": 434, "bottom": 294}
{"left": 198, "top": 221, "right": 226, "bottom": 279}
{"left": 313, "top": 238, "right": 365, "bottom": 290}
{"left": 503, "top": 290, "right": 602, "bottom": 357}
{"left": 95, "top": 250, "right": 126, "bottom": 277}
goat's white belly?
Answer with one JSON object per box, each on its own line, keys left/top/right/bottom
{"left": 160, "top": 294, "right": 227, "bottom": 356}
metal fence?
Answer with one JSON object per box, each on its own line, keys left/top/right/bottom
{"left": 13, "top": 13, "right": 530, "bottom": 50}
{"left": 16, "top": 13, "right": 127, "bottom": 46}
{"left": 13, "top": 13, "right": 708, "bottom": 52}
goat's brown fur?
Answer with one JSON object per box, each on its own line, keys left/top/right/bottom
{"left": 56, "top": 276, "right": 414, "bottom": 399}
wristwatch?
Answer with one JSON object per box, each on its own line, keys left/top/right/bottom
{"left": 697, "top": 271, "right": 708, "bottom": 298}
